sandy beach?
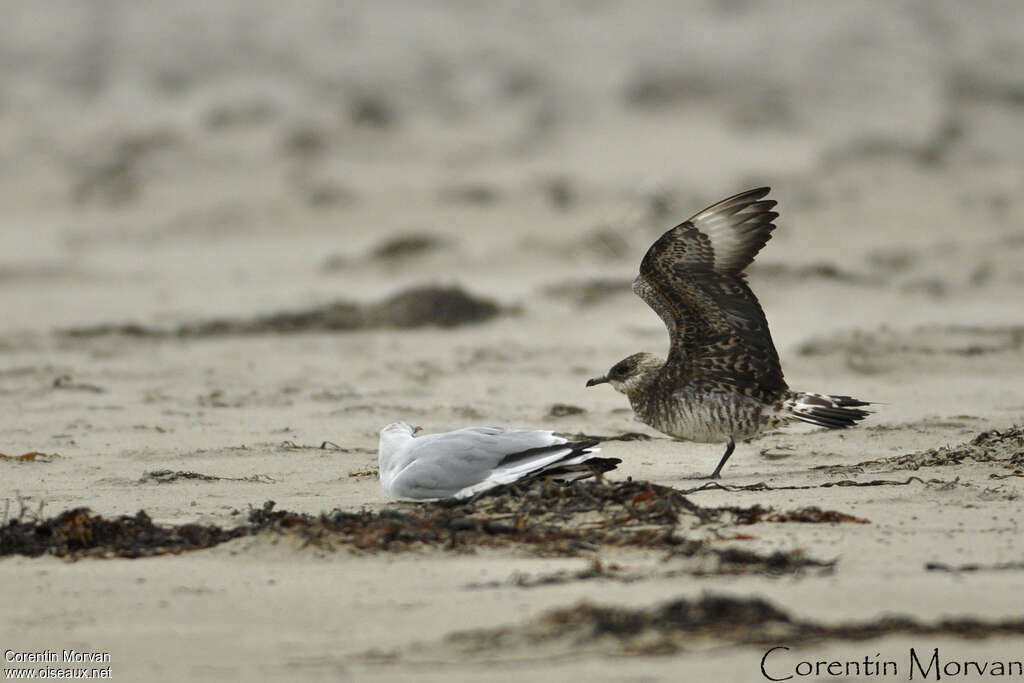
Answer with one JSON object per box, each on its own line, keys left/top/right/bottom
{"left": 2, "top": 1, "right": 1024, "bottom": 680}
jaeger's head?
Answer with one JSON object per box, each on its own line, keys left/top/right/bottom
{"left": 586, "top": 352, "right": 662, "bottom": 395}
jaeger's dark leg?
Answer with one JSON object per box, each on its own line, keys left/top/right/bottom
{"left": 708, "top": 436, "right": 736, "bottom": 479}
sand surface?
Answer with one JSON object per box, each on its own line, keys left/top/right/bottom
{"left": 2, "top": 1, "right": 1024, "bottom": 681}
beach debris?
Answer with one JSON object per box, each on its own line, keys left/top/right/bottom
{"left": 439, "top": 183, "right": 500, "bottom": 205}
{"left": 139, "top": 470, "right": 274, "bottom": 484}
{"left": 433, "top": 593, "right": 1024, "bottom": 659}
{"left": 348, "top": 93, "right": 397, "bottom": 128}
{"left": 52, "top": 375, "right": 106, "bottom": 393}
{"left": 798, "top": 325, "right": 1024, "bottom": 360}
{"left": 674, "top": 476, "right": 958, "bottom": 496}
{"left": 0, "top": 452, "right": 61, "bottom": 462}
{"left": 58, "top": 285, "right": 507, "bottom": 339}
{"left": 370, "top": 233, "right": 449, "bottom": 261}
{"left": 836, "top": 426, "right": 1024, "bottom": 473}
{"left": 348, "top": 469, "right": 378, "bottom": 479}
{"left": 542, "top": 278, "right": 631, "bottom": 307}
{"left": 748, "top": 261, "right": 869, "bottom": 285}
{"left": 926, "top": 561, "right": 1024, "bottom": 573}
{"left": 275, "top": 440, "right": 363, "bottom": 452}
{"left": 623, "top": 67, "right": 716, "bottom": 109}
{"left": 545, "top": 404, "right": 586, "bottom": 418}
{"left": 0, "top": 508, "right": 246, "bottom": 559}
{"left": 251, "top": 479, "right": 851, "bottom": 561}
{"left": 70, "top": 129, "right": 178, "bottom": 206}
{"left": 563, "top": 432, "right": 653, "bottom": 442}
{"left": 541, "top": 176, "right": 575, "bottom": 210}
{"left": 718, "top": 505, "right": 870, "bottom": 525}
{"left": 323, "top": 232, "right": 450, "bottom": 271}
{"left": 466, "top": 544, "right": 832, "bottom": 589}
{"left": 0, "top": 478, "right": 860, "bottom": 563}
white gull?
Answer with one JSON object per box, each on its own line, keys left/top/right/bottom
{"left": 377, "top": 422, "right": 619, "bottom": 501}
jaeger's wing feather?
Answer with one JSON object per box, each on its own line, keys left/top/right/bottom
{"left": 632, "top": 187, "right": 787, "bottom": 399}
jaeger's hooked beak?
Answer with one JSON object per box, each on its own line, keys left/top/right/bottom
{"left": 585, "top": 375, "right": 608, "bottom": 387}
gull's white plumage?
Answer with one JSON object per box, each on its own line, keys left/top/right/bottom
{"left": 378, "top": 422, "right": 615, "bottom": 501}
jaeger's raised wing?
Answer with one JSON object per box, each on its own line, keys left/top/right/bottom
{"left": 631, "top": 187, "right": 787, "bottom": 399}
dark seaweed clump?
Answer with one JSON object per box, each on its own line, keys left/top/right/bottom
{"left": 854, "top": 425, "right": 1024, "bottom": 471}
{"left": 444, "top": 593, "right": 1024, "bottom": 657}
{"left": 58, "top": 285, "right": 506, "bottom": 339}
{"left": 246, "top": 481, "right": 708, "bottom": 556}
{"left": 0, "top": 508, "right": 246, "bottom": 559}
{"left": 1, "top": 478, "right": 863, "bottom": 563}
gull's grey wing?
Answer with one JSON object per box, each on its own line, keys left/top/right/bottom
{"left": 451, "top": 438, "right": 605, "bottom": 500}
{"left": 388, "top": 428, "right": 568, "bottom": 500}
{"left": 632, "top": 187, "right": 787, "bottom": 399}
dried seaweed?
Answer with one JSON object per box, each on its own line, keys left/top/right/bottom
{"left": 749, "top": 261, "right": 870, "bottom": 285}
{"left": 545, "top": 404, "right": 586, "bottom": 418}
{"left": 466, "top": 559, "right": 629, "bottom": 589}
{"left": 369, "top": 233, "right": 448, "bottom": 261}
{"left": 58, "top": 285, "right": 507, "bottom": 339}
{"left": 714, "top": 505, "right": 869, "bottom": 525}
{"left": 251, "top": 480, "right": 853, "bottom": 559}
{"left": 675, "top": 475, "right": 955, "bottom": 496}
{"left": 349, "top": 93, "right": 397, "bottom": 128}
{"left": 248, "top": 481, "right": 707, "bottom": 556}
{"left": 464, "top": 546, "right": 831, "bottom": 589}
{"left": 926, "top": 561, "right": 1024, "bottom": 573}
{"left": 440, "top": 593, "right": 1024, "bottom": 658}
{"left": 1, "top": 477, "right": 865, "bottom": 562}
{"left": 542, "top": 278, "right": 632, "bottom": 307}
{"left": 52, "top": 374, "right": 106, "bottom": 393}
{"left": 623, "top": 67, "right": 717, "bottom": 109}
{"left": 142, "top": 470, "right": 221, "bottom": 483}
{"left": 0, "top": 452, "right": 61, "bottom": 462}
{"left": 798, "top": 325, "right": 1024, "bottom": 359}
{"left": 0, "top": 508, "right": 246, "bottom": 559}
{"left": 439, "top": 183, "right": 500, "bottom": 205}
{"left": 665, "top": 541, "right": 834, "bottom": 576}
{"left": 276, "top": 440, "right": 361, "bottom": 452}
{"left": 852, "top": 426, "right": 1024, "bottom": 472}
{"left": 562, "top": 432, "right": 653, "bottom": 442}
{"left": 140, "top": 470, "right": 274, "bottom": 484}
{"left": 762, "top": 507, "right": 869, "bottom": 524}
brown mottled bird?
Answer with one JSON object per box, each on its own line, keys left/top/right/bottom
{"left": 586, "top": 187, "right": 870, "bottom": 478}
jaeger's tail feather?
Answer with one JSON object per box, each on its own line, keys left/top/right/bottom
{"left": 785, "top": 392, "right": 871, "bottom": 429}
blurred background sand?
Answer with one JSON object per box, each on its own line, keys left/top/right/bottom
{"left": 1, "top": 2, "right": 1023, "bottom": 681}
